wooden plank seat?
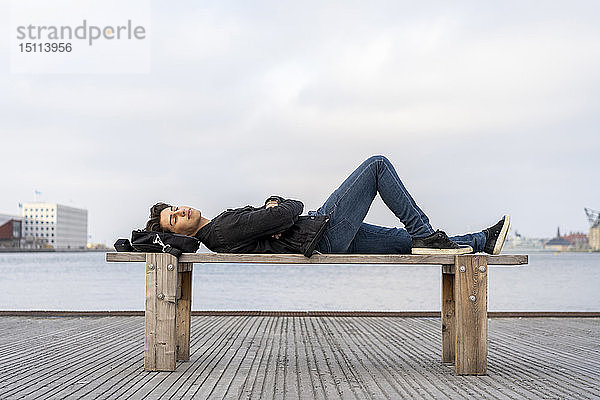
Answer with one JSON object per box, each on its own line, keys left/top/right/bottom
{"left": 106, "top": 252, "right": 528, "bottom": 375}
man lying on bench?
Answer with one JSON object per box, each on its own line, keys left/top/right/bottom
{"left": 144, "top": 155, "right": 510, "bottom": 257}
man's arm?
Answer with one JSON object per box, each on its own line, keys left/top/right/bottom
{"left": 264, "top": 195, "right": 286, "bottom": 207}
{"left": 225, "top": 197, "right": 304, "bottom": 242}
{"left": 264, "top": 196, "right": 284, "bottom": 238}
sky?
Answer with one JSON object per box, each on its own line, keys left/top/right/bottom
{"left": 1, "top": 0, "right": 599, "bottom": 245}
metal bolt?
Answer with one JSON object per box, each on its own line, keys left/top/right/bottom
{"left": 459, "top": 266, "right": 466, "bottom": 272}
{"left": 479, "top": 265, "right": 486, "bottom": 273}
{"left": 167, "top": 264, "right": 174, "bottom": 271}
{"left": 148, "top": 264, "right": 155, "bottom": 270}
{"left": 157, "top": 293, "right": 164, "bottom": 300}
{"left": 469, "top": 295, "right": 476, "bottom": 302}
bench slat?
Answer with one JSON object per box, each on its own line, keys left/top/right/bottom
{"left": 106, "top": 252, "right": 527, "bottom": 265}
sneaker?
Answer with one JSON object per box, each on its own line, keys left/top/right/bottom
{"left": 411, "top": 230, "right": 473, "bottom": 255}
{"left": 483, "top": 215, "right": 511, "bottom": 255}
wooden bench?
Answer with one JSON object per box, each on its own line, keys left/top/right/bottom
{"left": 106, "top": 252, "right": 528, "bottom": 375}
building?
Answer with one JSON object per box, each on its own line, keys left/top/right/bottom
{"left": 544, "top": 227, "right": 573, "bottom": 252}
{"left": 563, "top": 232, "right": 589, "bottom": 250}
{"left": 585, "top": 207, "right": 600, "bottom": 251}
{"left": 591, "top": 227, "right": 600, "bottom": 251}
{"left": 0, "top": 214, "right": 22, "bottom": 248}
{"left": 21, "top": 202, "right": 87, "bottom": 249}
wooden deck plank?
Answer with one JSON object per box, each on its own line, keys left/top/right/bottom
{"left": 27, "top": 319, "right": 142, "bottom": 399}
{"left": 0, "top": 316, "right": 598, "bottom": 400}
{"left": 485, "top": 319, "right": 600, "bottom": 398}
{"left": 321, "top": 317, "right": 384, "bottom": 398}
{"left": 0, "top": 317, "right": 142, "bottom": 397}
{"left": 408, "top": 317, "right": 596, "bottom": 399}
{"left": 303, "top": 317, "right": 347, "bottom": 399}
{"left": 220, "top": 317, "right": 272, "bottom": 399}
{"left": 102, "top": 318, "right": 214, "bottom": 399}
{"left": 0, "top": 317, "right": 127, "bottom": 366}
{"left": 311, "top": 317, "right": 365, "bottom": 399}
{"left": 106, "top": 252, "right": 528, "bottom": 265}
{"left": 365, "top": 317, "right": 458, "bottom": 398}
{"left": 328, "top": 316, "right": 411, "bottom": 399}
{"left": 192, "top": 316, "right": 263, "bottom": 399}
{"left": 373, "top": 317, "right": 491, "bottom": 399}
{"left": 178, "top": 317, "right": 253, "bottom": 399}
{"left": 261, "top": 317, "right": 286, "bottom": 400}
{"left": 243, "top": 316, "right": 278, "bottom": 399}
{"left": 336, "top": 316, "right": 440, "bottom": 399}
{"left": 137, "top": 316, "right": 249, "bottom": 399}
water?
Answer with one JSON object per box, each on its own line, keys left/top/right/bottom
{"left": 0, "top": 251, "right": 598, "bottom": 311}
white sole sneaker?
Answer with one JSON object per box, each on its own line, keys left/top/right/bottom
{"left": 411, "top": 246, "right": 473, "bottom": 255}
{"left": 492, "top": 214, "right": 511, "bottom": 255}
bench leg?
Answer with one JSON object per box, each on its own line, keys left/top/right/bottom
{"left": 145, "top": 253, "right": 178, "bottom": 371}
{"left": 176, "top": 265, "right": 193, "bottom": 361}
{"left": 454, "top": 255, "right": 488, "bottom": 375}
{"left": 441, "top": 265, "right": 455, "bottom": 363}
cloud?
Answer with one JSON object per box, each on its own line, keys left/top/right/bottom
{"left": 1, "top": 0, "right": 599, "bottom": 243}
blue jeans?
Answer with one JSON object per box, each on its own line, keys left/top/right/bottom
{"left": 308, "top": 155, "right": 487, "bottom": 254}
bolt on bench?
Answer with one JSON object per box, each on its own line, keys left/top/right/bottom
{"left": 106, "top": 252, "right": 528, "bottom": 375}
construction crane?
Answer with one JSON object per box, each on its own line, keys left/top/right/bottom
{"left": 584, "top": 208, "right": 600, "bottom": 228}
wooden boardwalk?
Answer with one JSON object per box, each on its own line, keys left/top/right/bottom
{"left": 0, "top": 316, "right": 598, "bottom": 399}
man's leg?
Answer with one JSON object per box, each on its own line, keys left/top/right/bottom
{"left": 347, "top": 223, "right": 487, "bottom": 254}
{"left": 347, "top": 223, "right": 413, "bottom": 254}
{"left": 450, "top": 232, "right": 487, "bottom": 254}
{"left": 312, "top": 155, "right": 435, "bottom": 253}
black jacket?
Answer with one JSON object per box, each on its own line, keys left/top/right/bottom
{"left": 194, "top": 196, "right": 329, "bottom": 257}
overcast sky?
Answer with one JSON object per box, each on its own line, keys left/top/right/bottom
{"left": 1, "top": 0, "right": 599, "bottom": 245}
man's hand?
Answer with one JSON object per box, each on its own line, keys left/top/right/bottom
{"left": 265, "top": 200, "right": 282, "bottom": 238}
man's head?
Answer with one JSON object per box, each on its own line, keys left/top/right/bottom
{"left": 145, "top": 202, "right": 203, "bottom": 236}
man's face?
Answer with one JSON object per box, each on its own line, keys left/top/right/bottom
{"left": 159, "top": 205, "right": 202, "bottom": 235}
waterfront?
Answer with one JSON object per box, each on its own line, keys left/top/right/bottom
{"left": 0, "top": 251, "right": 598, "bottom": 311}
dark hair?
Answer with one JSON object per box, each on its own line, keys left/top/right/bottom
{"left": 145, "top": 202, "right": 172, "bottom": 232}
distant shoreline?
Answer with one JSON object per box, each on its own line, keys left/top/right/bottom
{"left": 504, "top": 248, "right": 598, "bottom": 253}
{"left": 0, "top": 248, "right": 110, "bottom": 253}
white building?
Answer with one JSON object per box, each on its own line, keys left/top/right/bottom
{"left": 21, "top": 202, "right": 87, "bottom": 249}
